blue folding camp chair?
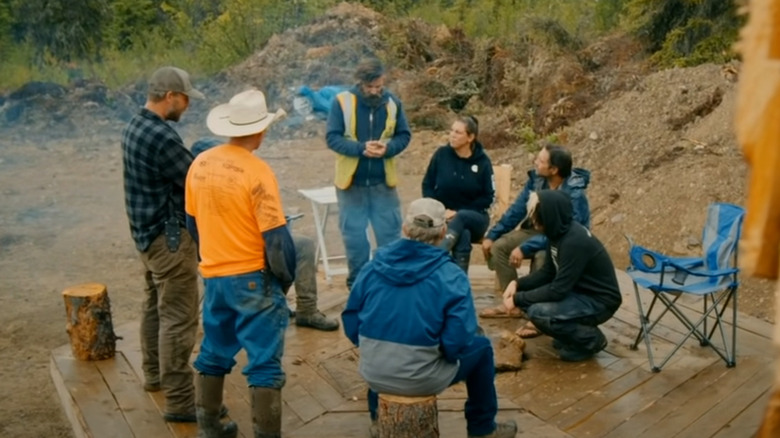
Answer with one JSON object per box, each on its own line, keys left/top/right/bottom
{"left": 625, "top": 203, "right": 745, "bottom": 372}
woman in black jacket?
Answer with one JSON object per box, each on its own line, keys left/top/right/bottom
{"left": 422, "top": 115, "right": 495, "bottom": 272}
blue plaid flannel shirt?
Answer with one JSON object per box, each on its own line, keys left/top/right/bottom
{"left": 121, "top": 108, "right": 193, "bottom": 252}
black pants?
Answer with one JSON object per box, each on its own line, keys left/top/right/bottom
{"left": 448, "top": 209, "right": 490, "bottom": 255}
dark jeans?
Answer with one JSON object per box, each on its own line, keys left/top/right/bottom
{"left": 336, "top": 184, "right": 402, "bottom": 288}
{"left": 447, "top": 209, "right": 490, "bottom": 256}
{"left": 522, "top": 293, "right": 615, "bottom": 353}
{"left": 367, "top": 336, "right": 498, "bottom": 436}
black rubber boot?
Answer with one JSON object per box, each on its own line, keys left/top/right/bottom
{"left": 251, "top": 387, "right": 282, "bottom": 438}
{"left": 195, "top": 375, "right": 238, "bottom": 438}
{"left": 438, "top": 230, "right": 459, "bottom": 252}
{"left": 454, "top": 251, "right": 471, "bottom": 273}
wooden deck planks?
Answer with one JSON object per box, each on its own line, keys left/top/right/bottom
{"left": 711, "top": 388, "right": 772, "bottom": 438}
{"left": 673, "top": 364, "right": 774, "bottom": 438}
{"left": 601, "top": 355, "right": 767, "bottom": 438}
{"left": 51, "top": 266, "right": 776, "bottom": 438}
{"left": 564, "top": 355, "right": 718, "bottom": 437}
{"left": 548, "top": 354, "right": 698, "bottom": 431}
{"left": 93, "top": 352, "right": 173, "bottom": 438}
{"left": 634, "top": 356, "right": 772, "bottom": 438}
{"left": 515, "top": 357, "right": 645, "bottom": 421}
{"left": 50, "top": 350, "right": 136, "bottom": 438}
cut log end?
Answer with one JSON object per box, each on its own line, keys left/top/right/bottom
{"left": 62, "top": 283, "right": 118, "bottom": 361}
{"left": 62, "top": 282, "right": 108, "bottom": 298}
{"left": 377, "top": 394, "right": 439, "bottom": 438}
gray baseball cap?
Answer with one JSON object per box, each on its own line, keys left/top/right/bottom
{"left": 148, "top": 66, "right": 205, "bottom": 99}
{"left": 405, "top": 198, "right": 446, "bottom": 228}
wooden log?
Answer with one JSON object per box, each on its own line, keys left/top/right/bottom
{"left": 490, "top": 164, "right": 514, "bottom": 292}
{"left": 492, "top": 164, "right": 513, "bottom": 219}
{"left": 377, "top": 394, "right": 438, "bottom": 438}
{"left": 62, "top": 283, "right": 118, "bottom": 361}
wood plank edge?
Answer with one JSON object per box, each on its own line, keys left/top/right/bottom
{"left": 50, "top": 354, "right": 91, "bottom": 438}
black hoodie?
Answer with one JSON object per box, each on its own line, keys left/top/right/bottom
{"left": 421, "top": 142, "right": 494, "bottom": 212}
{"left": 513, "top": 190, "right": 622, "bottom": 311}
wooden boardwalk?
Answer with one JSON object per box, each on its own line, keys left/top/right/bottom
{"left": 50, "top": 265, "right": 774, "bottom": 438}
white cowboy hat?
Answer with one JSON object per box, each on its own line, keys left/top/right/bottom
{"left": 207, "top": 89, "right": 286, "bottom": 137}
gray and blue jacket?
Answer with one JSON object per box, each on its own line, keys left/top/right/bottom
{"left": 342, "top": 238, "right": 477, "bottom": 395}
{"left": 486, "top": 168, "right": 591, "bottom": 257}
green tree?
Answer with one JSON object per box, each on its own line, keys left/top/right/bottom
{"left": 627, "top": 0, "right": 740, "bottom": 51}
{"left": 626, "top": 0, "right": 742, "bottom": 66}
{"left": 594, "top": 0, "right": 627, "bottom": 32}
{"left": 15, "top": 0, "right": 110, "bottom": 62}
{"left": 0, "top": 0, "right": 12, "bottom": 54}
{"left": 193, "top": 0, "right": 332, "bottom": 71}
{"left": 108, "top": 0, "right": 164, "bottom": 50}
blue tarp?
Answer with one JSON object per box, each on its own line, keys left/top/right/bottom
{"left": 296, "top": 85, "right": 349, "bottom": 116}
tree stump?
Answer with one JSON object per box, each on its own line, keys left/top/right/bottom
{"left": 62, "top": 283, "right": 118, "bottom": 361}
{"left": 377, "top": 394, "right": 439, "bottom": 438}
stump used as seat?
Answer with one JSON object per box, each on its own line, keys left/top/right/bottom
{"left": 377, "top": 394, "right": 438, "bottom": 438}
{"left": 61, "top": 282, "right": 118, "bottom": 361}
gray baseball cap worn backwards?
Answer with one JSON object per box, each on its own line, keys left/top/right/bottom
{"left": 406, "top": 198, "right": 446, "bottom": 228}
{"left": 148, "top": 66, "right": 205, "bottom": 99}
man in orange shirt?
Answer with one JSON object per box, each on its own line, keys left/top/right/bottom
{"left": 185, "top": 89, "right": 291, "bottom": 438}
{"left": 192, "top": 137, "right": 339, "bottom": 332}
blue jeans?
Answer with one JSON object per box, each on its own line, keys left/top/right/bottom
{"left": 336, "top": 184, "right": 402, "bottom": 288}
{"left": 523, "top": 293, "right": 615, "bottom": 353}
{"left": 367, "top": 336, "right": 498, "bottom": 436}
{"left": 447, "top": 210, "right": 490, "bottom": 255}
{"left": 193, "top": 271, "right": 289, "bottom": 388}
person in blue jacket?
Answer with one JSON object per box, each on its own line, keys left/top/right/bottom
{"left": 422, "top": 115, "right": 494, "bottom": 273}
{"left": 342, "top": 198, "right": 517, "bottom": 438}
{"left": 326, "top": 58, "right": 412, "bottom": 289}
{"left": 480, "top": 143, "right": 591, "bottom": 322}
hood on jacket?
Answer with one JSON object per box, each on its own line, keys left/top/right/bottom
{"left": 444, "top": 140, "right": 488, "bottom": 164}
{"left": 565, "top": 168, "right": 591, "bottom": 189}
{"left": 526, "top": 167, "right": 591, "bottom": 190}
{"left": 536, "top": 189, "right": 573, "bottom": 240}
{"left": 370, "top": 238, "right": 452, "bottom": 286}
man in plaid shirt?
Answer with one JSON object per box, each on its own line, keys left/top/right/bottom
{"left": 121, "top": 66, "right": 206, "bottom": 423}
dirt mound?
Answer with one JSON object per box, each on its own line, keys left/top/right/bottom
{"left": 228, "top": 3, "right": 385, "bottom": 104}
{"left": 475, "top": 62, "right": 774, "bottom": 321}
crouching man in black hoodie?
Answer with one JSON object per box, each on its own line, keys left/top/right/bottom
{"left": 502, "top": 189, "right": 622, "bottom": 362}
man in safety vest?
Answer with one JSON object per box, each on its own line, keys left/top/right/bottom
{"left": 326, "top": 58, "right": 412, "bottom": 289}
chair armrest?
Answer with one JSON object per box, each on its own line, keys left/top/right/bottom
{"left": 628, "top": 245, "right": 702, "bottom": 273}
{"left": 664, "top": 260, "right": 738, "bottom": 278}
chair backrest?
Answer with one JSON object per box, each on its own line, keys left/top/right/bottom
{"left": 701, "top": 203, "right": 745, "bottom": 271}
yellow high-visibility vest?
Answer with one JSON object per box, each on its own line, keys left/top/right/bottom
{"left": 334, "top": 91, "right": 398, "bottom": 189}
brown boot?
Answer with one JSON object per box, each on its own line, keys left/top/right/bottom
{"left": 195, "top": 374, "right": 238, "bottom": 438}
{"left": 296, "top": 311, "right": 340, "bottom": 331}
{"left": 251, "top": 387, "right": 282, "bottom": 438}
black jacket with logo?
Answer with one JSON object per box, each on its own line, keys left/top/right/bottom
{"left": 421, "top": 142, "right": 494, "bottom": 212}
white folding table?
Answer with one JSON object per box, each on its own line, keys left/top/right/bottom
{"left": 297, "top": 186, "right": 349, "bottom": 283}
